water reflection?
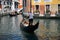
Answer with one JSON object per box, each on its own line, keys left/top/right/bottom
{"left": 0, "top": 16, "right": 9, "bottom": 34}
{"left": 35, "top": 19, "right": 60, "bottom": 40}
{"left": 21, "top": 31, "right": 38, "bottom": 40}
{"left": 0, "top": 16, "right": 60, "bottom": 40}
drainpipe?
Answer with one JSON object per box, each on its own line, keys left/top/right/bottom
{"left": 30, "top": 0, "right": 32, "bottom": 12}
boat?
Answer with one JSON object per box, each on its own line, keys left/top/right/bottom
{"left": 20, "top": 21, "right": 39, "bottom": 33}
{"left": 9, "top": 12, "right": 17, "bottom": 16}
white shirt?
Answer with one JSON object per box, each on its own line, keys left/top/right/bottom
{"left": 29, "top": 12, "right": 33, "bottom": 19}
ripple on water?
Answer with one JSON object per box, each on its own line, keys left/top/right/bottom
{"left": 0, "top": 34, "right": 26, "bottom": 40}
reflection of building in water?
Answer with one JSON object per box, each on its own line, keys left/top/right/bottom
{"left": 35, "top": 19, "right": 59, "bottom": 40}
{"left": 36, "top": 20, "right": 48, "bottom": 38}
{"left": 56, "top": 20, "right": 60, "bottom": 35}
{"left": 49, "top": 20, "right": 58, "bottom": 36}
{"left": 24, "top": 0, "right": 60, "bottom": 16}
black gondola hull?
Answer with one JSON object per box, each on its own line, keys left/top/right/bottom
{"left": 20, "top": 21, "right": 39, "bottom": 33}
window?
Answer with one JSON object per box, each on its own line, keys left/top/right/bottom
{"left": 7, "top": 1, "right": 9, "bottom": 5}
{"left": 36, "top": 5, "right": 39, "bottom": 10}
{"left": 34, "top": 0, "right": 41, "bottom": 2}
{"left": 0, "top": 1, "right": 1, "bottom": 5}
{"left": 25, "top": 0, "right": 26, "bottom": 7}
{"left": 44, "top": 0, "right": 51, "bottom": 2}
{"left": 46, "top": 5, "right": 50, "bottom": 13}
{"left": 58, "top": 4, "right": 60, "bottom": 14}
{"left": 58, "top": 4, "right": 60, "bottom": 9}
{"left": 7, "top": 0, "right": 12, "bottom": 5}
{"left": 23, "top": 0, "right": 26, "bottom": 7}
{"left": 7, "top": 1, "right": 11, "bottom": 5}
{"left": 14, "top": 2, "right": 18, "bottom": 9}
{"left": 4, "top": 1, "right": 6, "bottom": 5}
{"left": 46, "top": 5, "right": 50, "bottom": 10}
{"left": 0, "top": 1, "right": 1, "bottom": 8}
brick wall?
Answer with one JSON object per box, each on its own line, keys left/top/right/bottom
{"left": 0, "top": 5, "right": 2, "bottom": 9}
{"left": 24, "top": 0, "right": 30, "bottom": 13}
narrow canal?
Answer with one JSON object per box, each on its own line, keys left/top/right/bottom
{"left": 0, "top": 15, "right": 60, "bottom": 40}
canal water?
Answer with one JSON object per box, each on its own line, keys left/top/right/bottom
{"left": 0, "top": 15, "right": 60, "bottom": 40}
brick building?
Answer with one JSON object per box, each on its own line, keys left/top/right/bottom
{"left": 24, "top": 0, "right": 60, "bottom": 16}
{"left": 18, "top": 0, "right": 23, "bottom": 10}
{"left": 0, "top": 1, "right": 2, "bottom": 9}
{"left": 23, "top": 0, "right": 30, "bottom": 13}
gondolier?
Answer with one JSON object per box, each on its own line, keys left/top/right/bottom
{"left": 28, "top": 11, "right": 33, "bottom": 25}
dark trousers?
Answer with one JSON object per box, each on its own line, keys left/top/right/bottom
{"left": 29, "top": 19, "right": 33, "bottom": 25}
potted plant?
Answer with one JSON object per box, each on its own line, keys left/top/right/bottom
{"left": 46, "top": 9, "right": 50, "bottom": 16}
{"left": 46, "top": 9, "right": 50, "bottom": 14}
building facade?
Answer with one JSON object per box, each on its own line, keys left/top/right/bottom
{"left": 18, "top": 0, "right": 23, "bottom": 10}
{"left": 32, "top": 0, "right": 58, "bottom": 16}
{"left": 0, "top": 0, "right": 20, "bottom": 13}
{"left": 12, "top": 0, "right": 19, "bottom": 11}
{"left": 0, "top": 0, "right": 2, "bottom": 9}
{"left": 23, "top": 0, "right": 30, "bottom": 13}
{"left": 0, "top": 0, "right": 12, "bottom": 14}
{"left": 0, "top": 0, "right": 12, "bottom": 9}
{"left": 24, "top": 0, "right": 60, "bottom": 16}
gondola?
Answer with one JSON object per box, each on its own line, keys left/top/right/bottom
{"left": 9, "top": 14, "right": 17, "bottom": 16}
{"left": 9, "top": 13, "right": 17, "bottom": 16}
{"left": 20, "top": 21, "right": 39, "bottom": 33}
{"left": 9, "top": 11, "right": 17, "bottom": 16}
